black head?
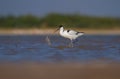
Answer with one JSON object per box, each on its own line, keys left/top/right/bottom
{"left": 59, "top": 25, "right": 63, "bottom": 29}
{"left": 54, "top": 25, "right": 63, "bottom": 33}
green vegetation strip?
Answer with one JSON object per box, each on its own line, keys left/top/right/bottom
{"left": 0, "top": 13, "right": 120, "bottom": 29}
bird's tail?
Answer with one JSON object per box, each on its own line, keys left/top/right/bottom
{"left": 78, "top": 32, "right": 84, "bottom": 36}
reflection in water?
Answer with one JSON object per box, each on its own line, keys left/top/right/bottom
{"left": 0, "top": 35, "right": 120, "bottom": 63}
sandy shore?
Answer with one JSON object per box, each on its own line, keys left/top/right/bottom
{"left": 0, "top": 62, "right": 120, "bottom": 79}
{"left": 0, "top": 29, "right": 120, "bottom": 35}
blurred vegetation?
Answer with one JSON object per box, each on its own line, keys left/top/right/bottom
{"left": 0, "top": 13, "right": 120, "bottom": 29}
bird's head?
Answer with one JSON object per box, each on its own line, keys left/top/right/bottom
{"left": 58, "top": 25, "right": 63, "bottom": 29}
{"left": 54, "top": 25, "right": 63, "bottom": 33}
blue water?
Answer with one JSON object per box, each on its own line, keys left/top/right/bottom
{"left": 0, "top": 35, "right": 120, "bottom": 63}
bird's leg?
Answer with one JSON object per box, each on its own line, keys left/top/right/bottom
{"left": 69, "top": 39, "right": 73, "bottom": 47}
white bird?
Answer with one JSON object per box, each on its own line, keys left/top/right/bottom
{"left": 55, "top": 25, "right": 84, "bottom": 47}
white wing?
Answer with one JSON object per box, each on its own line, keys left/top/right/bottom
{"left": 67, "top": 30, "right": 78, "bottom": 35}
{"left": 67, "top": 30, "right": 84, "bottom": 36}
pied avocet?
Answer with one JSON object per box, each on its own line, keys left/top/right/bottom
{"left": 55, "top": 25, "right": 84, "bottom": 47}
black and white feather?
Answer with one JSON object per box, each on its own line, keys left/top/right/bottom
{"left": 57, "top": 25, "right": 84, "bottom": 47}
{"left": 67, "top": 30, "right": 84, "bottom": 36}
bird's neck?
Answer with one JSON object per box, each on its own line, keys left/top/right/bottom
{"left": 60, "top": 27, "right": 64, "bottom": 34}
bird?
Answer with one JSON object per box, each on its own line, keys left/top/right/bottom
{"left": 55, "top": 25, "right": 84, "bottom": 47}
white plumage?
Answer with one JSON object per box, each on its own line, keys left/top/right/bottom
{"left": 57, "top": 25, "right": 84, "bottom": 47}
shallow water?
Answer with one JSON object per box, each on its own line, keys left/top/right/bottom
{"left": 0, "top": 35, "right": 120, "bottom": 63}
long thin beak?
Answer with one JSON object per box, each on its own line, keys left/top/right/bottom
{"left": 54, "top": 28, "right": 59, "bottom": 33}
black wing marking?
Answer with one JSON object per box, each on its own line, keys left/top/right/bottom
{"left": 67, "top": 30, "right": 70, "bottom": 32}
{"left": 76, "top": 32, "right": 80, "bottom": 35}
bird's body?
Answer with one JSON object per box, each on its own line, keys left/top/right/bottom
{"left": 58, "top": 25, "right": 84, "bottom": 47}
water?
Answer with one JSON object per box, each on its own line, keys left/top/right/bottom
{"left": 0, "top": 35, "right": 120, "bottom": 63}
